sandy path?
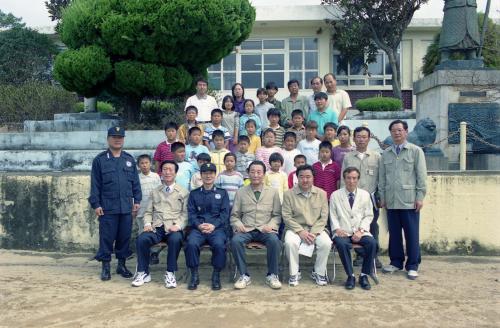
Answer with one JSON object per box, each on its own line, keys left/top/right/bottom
{"left": 0, "top": 250, "right": 499, "bottom": 328}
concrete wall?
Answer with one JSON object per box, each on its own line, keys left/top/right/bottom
{"left": 1, "top": 171, "right": 499, "bottom": 255}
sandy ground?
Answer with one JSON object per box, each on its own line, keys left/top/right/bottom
{"left": 0, "top": 250, "right": 499, "bottom": 328}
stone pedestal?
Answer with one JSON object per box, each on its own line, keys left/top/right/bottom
{"left": 24, "top": 112, "right": 121, "bottom": 132}
{"left": 413, "top": 69, "right": 500, "bottom": 169}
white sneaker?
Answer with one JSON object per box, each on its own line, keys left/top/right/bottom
{"left": 234, "top": 274, "right": 251, "bottom": 289}
{"left": 382, "top": 264, "right": 403, "bottom": 274}
{"left": 311, "top": 271, "right": 328, "bottom": 286}
{"left": 266, "top": 274, "right": 282, "bottom": 289}
{"left": 164, "top": 271, "right": 177, "bottom": 288}
{"left": 131, "top": 272, "right": 151, "bottom": 287}
{"left": 288, "top": 274, "right": 299, "bottom": 287}
{"left": 407, "top": 270, "right": 419, "bottom": 280}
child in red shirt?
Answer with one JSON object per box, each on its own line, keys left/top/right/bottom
{"left": 312, "top": 141, "right": 341, "bottom": 201}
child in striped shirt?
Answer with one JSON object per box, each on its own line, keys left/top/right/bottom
{"left": 203, "top": 108, "right": 231, "bottom": 150}
{"left": 267, "top": 108, "right": 286, "bottom": 148}
{"left": 256, "top": 128, "right": 282, "bottom": 171}
{"left": 313, "top": 141, "right": 341, "bottom": 201}
{"left": 264, "top": 152, "right": 288, "bottom": 203}
{"left": 235, "top": 135, "right": 255, "bottom": 182}
{"left": 136, "top": 154, "right": 162, "bottom": 231}
{"left": 215, "top": 152, "right": 244, "bottom": 207}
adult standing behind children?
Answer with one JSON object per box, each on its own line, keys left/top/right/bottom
{"left": 308, "top": 76, "right": 324, "bottom": 113}
{"left": 281, "top": 79, "right": 309, "bottom": 128}
{"left": 265, "top": 82, "right": 282, "bottom": 110}
{"left": 185, "top": 77, "right": 218, "bottom": 123}
{"left": 324, "top": 73, "right": 352, "bottom": 123}
{"left": 232, "top": 83, "right": 246, "bottom": 115}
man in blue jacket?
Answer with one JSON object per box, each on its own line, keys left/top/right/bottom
{"left": 88, "top": 126, "right": 142, "bottom": 281}
{"left": 184, "top": 163, "right": 230, "bottom": 290}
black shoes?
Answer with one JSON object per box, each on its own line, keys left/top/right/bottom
{"left": 345, "top": 275, "right": 355, "bottom": 290}
{"left": 211, "top": 270, "right": 221, "bottom": 291}
{"left": 359, "top": 275, "right": 371, "bottom": 290}
{"left": 101, "top": 261, "right": 111, "bottom": 281}
{"left": 188, "top": 268, "right": 199, "bottom": 290}
{"left": 150, "top": 252, "right": 160, "bottom": 265}
{"left": 116, "top": 259, "right": 133, "bottom": 278}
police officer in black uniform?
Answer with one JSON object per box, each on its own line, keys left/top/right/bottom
{"left": 185, "top": 163, "right": 230, "bottom": 290}
{"left": 88, "top": 126, "right": 142, "bottom": 281}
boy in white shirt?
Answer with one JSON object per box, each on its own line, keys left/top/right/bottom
{"left": 297, "top": 121, "right": 321, "bottom": 165}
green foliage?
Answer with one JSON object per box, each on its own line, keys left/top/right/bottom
{"left": 0, "top": 81, "right": 78, "bottom": 124}
{"left": 45, "top": 0, "right": 72, "bottom": 31}
{"left": 73, "top": 101, "right": 115, "bottom": 113}
{"left": 0, "top": 27, "right": 57, "bottom": 85}
{"left": 422, "top": 13, "right": 500, "bottom": 75}
{"left": 139, "top": 100, "right": 185, "bottom": 128}
{"left": 0, "top": 9, "right": 25, "bottom": 29}
{"left": 355, "top": 97, "right": 402, "bottom": 112}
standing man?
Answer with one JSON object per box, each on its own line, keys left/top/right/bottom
{"left": 323, "top": 73, "right": 352, "bottom": 123}
{"left": 282, "top": 165, "right": 331, "bottom": 287}
{"left": 307, "top": 76, "right": 324, "bottom": 113}
{"left": 185, "top": 77, "right": 218, "bottom": 123}
{"left": 379, "top": 120, "right": 427, "bottom": 280}
{"left": 281, "top": 79, "right": 309, "bottom": 128}
{"left": 230, "top": 161, "right": 282, "bottom": 290}
{"left": 88, "top": 126, "right": 142, "bottom": 281}
{"left": 132, "top": 160, "right": 189, "bottom": 288}
{"left": 330, "top": 167, "right": 377, "bottom": 290}
{"left": 185, "top": 163, "right": 230, "bottom": 290}
{"left": 341, "top": 126, "right": 382, "bottom": 268}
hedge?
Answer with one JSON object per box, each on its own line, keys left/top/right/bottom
{"left": 355, "top": 97, "right": 402, "bottom": 112}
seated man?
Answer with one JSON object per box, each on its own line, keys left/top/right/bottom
{"left": 329, "top": 167, "right": 376, "bottom": 290}
{"left": 282, "top": 164, "right": 331, "bottom": 287}
{"left": 132, "top": 160, "right": 189, "bottom": 288}
{"left": 230, "top": 160, "right": 282, "bottom": 290}
{"left": 184, "top": 163, "right": 230, "bottom": 291}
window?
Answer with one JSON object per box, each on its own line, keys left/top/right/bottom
{"left": 207, "top": 38, "right": 319, "bottom": 91}
{"left": 332, "top": 48, "right": 400, "bottom": 87}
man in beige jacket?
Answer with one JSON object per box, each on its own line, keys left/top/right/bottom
{"left": 230, "top": 161, "right": 283, "bottom": 290}
{"left": 282, "top": 164, "right": 331, "bottom": 286}
{"left": 131, "top": 160, "right": 189, "bottom": 289}
{"left": 330, "top": 167, "right": 376, "bottom": 290}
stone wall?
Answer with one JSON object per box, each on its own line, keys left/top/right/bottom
{"left": 1, "top": 171, "right": 499, "bottom": 255}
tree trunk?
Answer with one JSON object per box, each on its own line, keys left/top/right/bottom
{"left": 386, "top": 49, "right": 402, "bottom": 101}
{"left": 123, "top": 95, "right": 142, "bottom": 123}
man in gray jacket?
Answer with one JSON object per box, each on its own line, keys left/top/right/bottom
{"left": 379, "top": 120, "right": 427, "bottom": 280}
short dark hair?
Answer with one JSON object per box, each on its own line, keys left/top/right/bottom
{"left": 353, "top": 126, "right": 371, "bottom": 137}
{"left": 337, "top": 125, "right": 351, "bottom": 136}
{"left": 294, "top": 154, "right": 306, "bottom": 162}
{"left": 195, "top": 77, "right": 208, "bottom": 85}
{"left": 196, "top": 153, "right": 211, "bottom": 162}
{"left": 185, "top": 105, "right": 198, "bottom": 114}
{"left": 283, "top": 131, "right": 297, "bottom": 141}
{"left": 265, "top": 81, "right": 278, "bottom": 91}
{"left": 211, "top": 108, "right": 223, "bottom": 117}
{"left": 389, "top": 119, "right": 408, "bottom": 131}
{"left": 188, "top": 126, "right": 201, "bottom": 135}
{"left": 245, "top": 119, "right": 256, "bottom": 128}
{"left": 323, "top": 122, "right": 338, "bottom": 132}
{"left": 256, "top": 88, "right": 267, "bottom": 96}
{"left": 247, "top": 160, "right": 267, "bottom": 174}
{"left": 291, "top": 109, "right": 304, "bottom": 118}
{"left": 263, "top": 128, "right": 276, "bottom": 137}
{"left": 267, "top": 108, "right": 281, "bottom": 118}
{"left": 164, "top": 122, "right": 178, "bottom": 131}
{"left": 323, "top": 73, "right": 336, "bottom": 81}
{"left": 287, "top": 79, "right": 300, "bottom": 88}
{"left": 314, "top": 92, "right": 328, "bottom": 101}
{"left": 269, "top": 152, "right": 284, "bottom": 165}
{"left": 319, "top": 141, "right": 333, "bottom": 151}
{"left": 306, "top": 120, "right": 318, "bottom": 130}
{"left": 231, "top": 83, "right": 245, "bottom": 99}
{"left": 343, "top": 166, "right": 361, "bottom": 179}
{"left": 212, "top": 129, "right": 225, "bottom": 140}
{"left": 296, "top": 164, "right": 314, "bottom": 177}
{"left": 160, "top": 160, "right": 179, "bottom": 173}
{"left": 310, "top": 76, "right": 323, "bottom": 85}
{"left": 171, "top": 142, "right": 185, "bottom": 153}
{"left": 238, "top": 135, "right": 250, "bottom": 144}
{"left": 222, "top": 95, "right": 235, "bottom": 111}
{"left": 224, "top": 152, "right": 237, "bottom": 162}
{"left": 137, "top": 154, "right": 152, "bottom": 163}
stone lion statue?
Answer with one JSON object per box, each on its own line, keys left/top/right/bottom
{"left": 383, "top": 118, "right": 440, "bottom": 153}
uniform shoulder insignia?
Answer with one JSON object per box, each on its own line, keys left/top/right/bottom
{"left": 122, "top": 150, "right": 133, "bottom": 158}
{"left": 97, "top": 150, "right": 108, "bottom": 157}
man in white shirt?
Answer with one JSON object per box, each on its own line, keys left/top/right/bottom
{"left": 324, "top": 73, "right": 352, "bottom": 123}
{"left": 185, "top": 77, "right": 218, "bottom": 123}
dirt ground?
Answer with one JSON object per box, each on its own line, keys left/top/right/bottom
{"left": 0, "top": 250, "right": 499, "bottom": 328}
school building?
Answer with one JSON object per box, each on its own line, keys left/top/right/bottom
{"left": 208, "top": 4, "right": 442, "bottom": 110}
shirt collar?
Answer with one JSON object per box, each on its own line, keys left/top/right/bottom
{"left": 345, "top": 188, "right": 357, "bottom": 196}
{"left": 196, "top": 93, "right": 208, "bottom": 100}
{"left": 164, "top": 182, "right": 176, "bottom": 193}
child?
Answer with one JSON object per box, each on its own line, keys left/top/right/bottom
{"left": 313, "top": 141, "right": 341, "bottom": 201}
{"left": 209, "top": 129, "right": 230, "bottom": 176}
{"left": 267, "top": 108, "right": 286, "bottom": 148}
{"left": 171, "top": 142, "right": 194, "bottom": 191}
{"left": 255, "top": 88, "right": 273, "bottom": 130}
{"left": 185, "top": 126, "right": 210, "bottom": 169}
{"left": 323, "top": 122, "right": 340, "bottom": 147}
{"left": 178, "top": 106, "right": 204, "bottom": 144}
{"left": 235, "top": 135, "right": 255, "bottom": 181}
{"left": 136, "top": 154, "right": 162, "bottom": 231}
{"left": 190, "top": 153, "right": 211, "bottom": 190}
{"left": 286, "top": 109, "right": 306, "bottom": 143}
{"left": 153, "top": 122, "right": 178, "bottom": 173}
{"left": 264, "top": 152, "right": 288, "bottom": 203}
{"left": 288, "top": 154, "right": 307, "bottom": 188}
{"left": 265, "top": 81, "right": 282, "bottom": 110}
{"left": 245, "top": 119, "right": 261, "bottom": 155}
{"left": 239, "top": 99, "right": 262, "bottom": 137}
{"left": 297, "top": 120, "right": 321, "bottom": 165}
{"left": 256, "top": 128, "right": 282, "bottom": 171}
{"left": 215, "top": 152, "right": 244, "bottom": 207}
{"left": 332, "top": 125, "right": 355, "bottom": 168}
{"left": 282, "top": 132, "right": 301, "bottom": 175}
{"left": 203, "top": 108, "right": 231, "bottom": 150}
{"left": 221, "top": 95, "right": 239, "bottom": 150}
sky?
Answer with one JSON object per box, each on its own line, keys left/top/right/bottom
{"left": 1, "top": 0, "right": 499, "bottom": 30}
